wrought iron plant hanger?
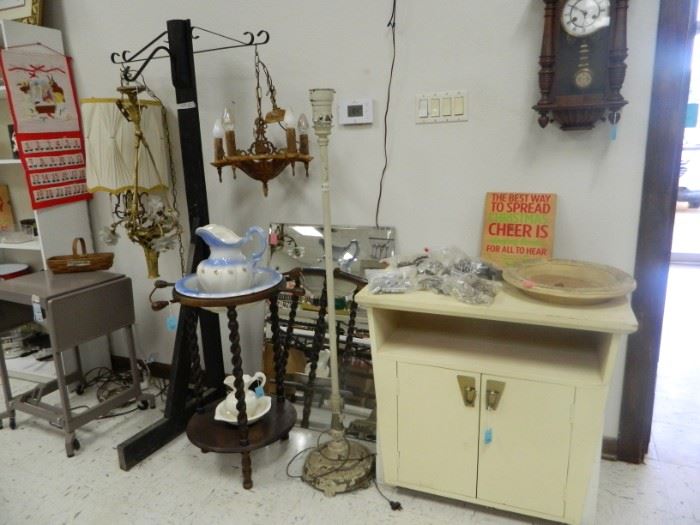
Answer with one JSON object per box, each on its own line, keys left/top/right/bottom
{"left": 110, "top": 26, "right": 271, "bottom": 82}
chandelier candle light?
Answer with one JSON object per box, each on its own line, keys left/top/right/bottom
{"left": 301, "top": 88, "right": 374, "bottom": 496}
{"left": 213, "top": 118, "right": 225, "bottom": 163}
{"left": 283, "top": 109, "right": 297, "bottom": 153}
{"left": 210, "top": 49, "right": 312, "bottom": 196}
{"left": 223, "top": 106, "right": 237, "bottom": 159}
{"left": 298, "top": 113, "right": 310, "bottom": 155}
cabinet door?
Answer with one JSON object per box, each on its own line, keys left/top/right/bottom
{"left": 397, "top": 362, "right": 480, "bottom": 497}
{"left": 477, "top": 375, "right": 574, "bottom": 517}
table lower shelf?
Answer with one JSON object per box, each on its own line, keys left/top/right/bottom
{"left": 186, "top": 397, "right": 296, "bottom": 454}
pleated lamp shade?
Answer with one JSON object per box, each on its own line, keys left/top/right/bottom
{"left": 81, "top": 98, "right": 169, "bottom": 194}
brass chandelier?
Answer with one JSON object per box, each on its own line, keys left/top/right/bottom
{"left": 82, "top": 83, "right": 182, "bottom": 279}
{"left": 211, "top": 47, "right": 312, "bottom": 196}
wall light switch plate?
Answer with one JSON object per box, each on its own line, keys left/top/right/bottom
{"left": 415, "top": 90, "right": 468, "bottom": 124}
{"left": 441, "top": 97, "right": 452, "bottom": 116}
{"left": 429, "top": 98, "right": 441, "bottom": 117}
{"left": 338, "top": 98, "right": 373, "bottom": 125}
{"left": 418, "top": 98, "right": 429, "bottom": 118}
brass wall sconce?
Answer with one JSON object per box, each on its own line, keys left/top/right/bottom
{"left": 211, "top": 48, "right": 312, "bottom": 196}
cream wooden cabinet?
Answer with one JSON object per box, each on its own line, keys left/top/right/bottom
{"left": 357, "top": 287, "right": 637, "bottom": 525}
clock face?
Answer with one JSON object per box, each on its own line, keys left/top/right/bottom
{"left": 561, "top": 0, "right": 611, "bottom": 37}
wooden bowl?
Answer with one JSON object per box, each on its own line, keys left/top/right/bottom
{"left": 502, "top": 259, "right": 636, "bottom": 305}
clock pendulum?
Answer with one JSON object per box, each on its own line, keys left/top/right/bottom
{"left": 575, "top": 41, "right": 593, "bottom": 89}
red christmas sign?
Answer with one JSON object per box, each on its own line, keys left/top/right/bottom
{"left": 0, "top": 48, "right": 90, "bottom": 209}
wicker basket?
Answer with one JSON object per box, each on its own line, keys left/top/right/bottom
{"left": 47, "top": 238, "right": 114, "bottom": 274}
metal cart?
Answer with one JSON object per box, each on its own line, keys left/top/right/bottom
{"left": 0, "top": 271, "right": 154, "bottom": 456}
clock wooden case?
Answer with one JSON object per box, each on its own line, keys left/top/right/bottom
{"left": 533, "top": 0, "right": 629, "bottom": 130}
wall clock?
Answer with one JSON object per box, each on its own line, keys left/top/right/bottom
{"left": 533, "top": 0, "right": 628, "bottom": 130}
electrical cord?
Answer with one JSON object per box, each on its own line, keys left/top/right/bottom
{"left": 97, "top": 406, "right": 140, "bottom": 419}
{"left": 69, "top": 404, "right": 140, "bottom": 419}
{"left": 374, "top": 478, "right": 403, "bottom": 511}
{"left": 285, "top": 446, "right": 316, "bottom": 480}
{"left": 285, "top": 428, "right": 403, "bottom": 511}
{"left": 375, "top": 0, "right": 398, "bottom": 228}
{"left": 48, "top": 361, "right": 165, "bottom": 431}
{"left": 152, "top": 376, "right": 169, "bottom": 402}
{"left": 68, "top": 363, "right": 168, "bottom": 419}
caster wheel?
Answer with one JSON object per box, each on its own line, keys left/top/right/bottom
{"left": 67, "top": 437, "right": 80, "bottom": 457}
{"left": 137, "top": 400, "right": 149, "bottom": 410}
{"left": 75, "top": 384, "right": 86, "bottom": 395}
{"left": 9, "top": 417, "right": 16, "bottom": 430}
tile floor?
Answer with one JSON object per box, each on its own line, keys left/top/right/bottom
{"left": 1, "top": 266, "right": 699, "bottom": 525}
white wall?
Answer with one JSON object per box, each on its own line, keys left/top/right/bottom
{"left": 44, "top": 0, "right": 660, "bottom": 437}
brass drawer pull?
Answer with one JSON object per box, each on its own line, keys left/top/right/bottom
{"left": 485, "top": 380, "right": 506, "bottom": 411}
{"left": 457, "top": 375, "right": 477, "bottom": 407}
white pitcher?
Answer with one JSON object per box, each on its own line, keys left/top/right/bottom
{"left": 223, "top": 371, "right": 266, "bottom": 417}
{"left": 195, "top": 224, "right": 267, "bottom": 294}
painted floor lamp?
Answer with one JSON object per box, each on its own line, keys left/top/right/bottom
{"left": 301, "top": 88, "right": 374, "bottom": 495}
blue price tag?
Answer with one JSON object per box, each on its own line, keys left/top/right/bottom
{"left": 610, "top": 123, "right": 618, "bottom": 141}
{"left": 32, "top": 295, "right": 44, "bottom": 323}
{"left": 254, "top": 385, "right": 265, "bottom": 398}
{"left": 484, "top": 428, "right": 493, "bottom": 445}
{"left": 166, "top": 315, "right": 178, "bottom": 332}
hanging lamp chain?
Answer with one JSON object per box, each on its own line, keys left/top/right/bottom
{"left": 250, "top": 47, "right": 276, "bottom": 154}
{"left": 141, "top": 76, "right": 187, "bottom": 275}
{"left": 258, "top": 52, "right": 279, "bottom": 112}
{"left": 254, "top": 46, "right": 264, "bottom": 123}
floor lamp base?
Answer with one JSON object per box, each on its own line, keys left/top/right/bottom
{"left": 302, "top": 432, "right": 374, "bottom": 497}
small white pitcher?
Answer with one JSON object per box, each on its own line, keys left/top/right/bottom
{"left": 223, "top": 371, "right": 266, "bottom": 417}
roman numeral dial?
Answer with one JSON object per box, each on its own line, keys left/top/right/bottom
{"left": 561, "top": 0, "right": 610, "bottom": 37}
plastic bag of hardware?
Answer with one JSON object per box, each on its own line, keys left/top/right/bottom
{"left": 366, "top": 266, "right": 418, "bottom": 294}
{"left": 424, "top": 246, "right": 499, "bottom": 279}
{"left": 441, "top": 272, "right": 501, "bottom": 305}
{"left": 430, "top": 246, "right": 468, "bottom": 269}
{"left": 449, "top": 256, "right": 502, "bottom": 281}
{"left": 403, "top": 246, "right": 501, "bottom": 303}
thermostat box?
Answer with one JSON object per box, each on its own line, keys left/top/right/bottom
{"left": 338, "top": 98, "right": 373, "bottom": 125}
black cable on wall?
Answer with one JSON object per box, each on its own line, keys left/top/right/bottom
{"left": 375, "top": 0, "right": 398, "bottom": 228}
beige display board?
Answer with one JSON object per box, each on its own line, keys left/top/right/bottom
{"left": 480, "top": 192, "right": 556, "bottom": 268}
